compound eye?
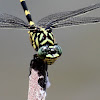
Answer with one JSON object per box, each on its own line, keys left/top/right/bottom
{"left": 54, "top": 45, "right": 62, "bottom": 56}
{"left": 38, "top": 46, "right": 48, "bottom": 59}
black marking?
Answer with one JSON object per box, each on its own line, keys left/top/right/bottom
{"left": 21, "top": 1, "right": 28, "bottom": 11}
{"left": 48, "top": 33, "right": 54, "bottom": 41}
{"left": 38, "top": 78, "right": 46, "bottom": 89}
{"left": 47, "top": 28, "right": 52, "bottom": 33}
{"left": 39, "top": 33, "right": 46, "bottom": 43}
{"left": 20, "top": 0, "right": 34, "bottom": 25}
{"left": 26, "top": 14, "right": 33, "bottom": 22}
{"left": 38, "top": 33, "right": 41, "bottom": 48}
{"left": 30, "top": 54, "right": 48, "bottom": 90}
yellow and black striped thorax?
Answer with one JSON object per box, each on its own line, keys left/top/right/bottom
{"left": 28, "top": 27, "right": 55, "bottom": 51}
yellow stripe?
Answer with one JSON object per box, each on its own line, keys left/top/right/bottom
{"left": 29, "top": 21, "right": 35, "bottom": 26}
{"left": 41, "top": 38, "right": 54, "bottom": 45}
{"left": 32, "top": 41, "right": 36, "bottom": 49}
{"left": 33, "top": 44, "right": 36, "bottom": 49}
{"left": 25, "top": 10, "right": 30, "bottom": 16}
{"left": 36, "top": 37, "right": 39, "bottom": 47}
{"left": 40, "top": 28, "right": 48, "bottom": 36}
{"left": 47, "top": 39, "right": 54, "bottom": 45}
{"left": 20, "top": 0, "right": 25, "bottom": 2}
{"left": 40, "top": 39, "right": 47, "bottom": 45}
{"left": 30, "top": 32, "right": 33, "bottom": 36}
{"left": 49, "top": 33, "right": 54, "bottom": 40}
{"left": 44, "top": 30, "right": 48, "bottom": 36}
{"left": 44, "top": 58, "right": 57, "bottom": 65}
{"left": 28, "top": 31, "right": 30, "bottom": 34}
{"left": 49, "top": 46, "right": 54, "bottom": 48}
{"left": 46, "top": 54, "right": 53, "bottom": 58}
{"left": 37, "top": 33, "right": 40, "bottom": 36}
{"left": 39, "top": 33, "right": 43, "bottom": 41}
{"left": 46, "top": 54, "right": 59, "bottom": 58}
{"left": 51, "top": 32, "right": 53, "bottom": 35}
{"left": 32, "top": 33, "right": 35, "bottom": 41}
{"left": 54, "top": 54, "right": 59, "bottom": 57}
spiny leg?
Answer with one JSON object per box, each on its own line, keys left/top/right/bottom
{"left": 20, "top": 0, "right": 35, "bottom": 27}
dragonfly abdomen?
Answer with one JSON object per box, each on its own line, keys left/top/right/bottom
{"left": 20, "top": 0, "right": 35, "bottom": 27}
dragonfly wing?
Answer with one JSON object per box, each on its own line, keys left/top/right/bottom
{"left": 37, "top": 11, "right": 72, "bottom": 27}
{"left": 0, "top": 13, "right": 29, "bottom": 29}
{"left": 50, "top": 17, "right": 100, "bottom": 28}
{"left": 37, "top": 3, "right": 100, "bottom": 28}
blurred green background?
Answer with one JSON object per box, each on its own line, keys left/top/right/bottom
{"left": 0, "top": 0, "right": 100, "bottom": 100}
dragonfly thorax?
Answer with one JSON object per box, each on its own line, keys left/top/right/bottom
{"left": 28, "top": 27, "right": 55, "bottom": 51}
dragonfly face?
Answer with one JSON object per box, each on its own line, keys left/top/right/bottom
{"left": 38, "top": 45, "right": 62, "bottom": 65}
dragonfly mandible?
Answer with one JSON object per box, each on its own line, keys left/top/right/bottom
{"left": 0, "top": 0, "right": 100, "bottom": 65}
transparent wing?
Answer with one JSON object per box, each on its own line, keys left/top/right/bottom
{"left": 0, "top": 13, "right": 29, "bottom": 29}
{"left": 37, "top": 11, "right": 72, "bottom": 27}
{"left": 37, "top": 3, "right": 100, "bottom": 28}
{"left": 50, "top": 17, "right": 100, "bottom": 28}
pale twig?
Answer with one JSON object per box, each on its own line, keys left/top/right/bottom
{"left": 27, "top": 54, "right": 50, "bottom": 100}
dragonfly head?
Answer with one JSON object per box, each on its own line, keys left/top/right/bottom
{"left": 38, "top": 44, "right": 62, "bottom": 60}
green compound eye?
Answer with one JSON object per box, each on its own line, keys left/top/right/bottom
{"left": 54, "top": 45, "right": 62, "bottom": 56}
{"left": 38, "top": 46, "right": 48, "bottom": 59}
{"left": 38, "top": 45, "right": 62, "bottom": 59}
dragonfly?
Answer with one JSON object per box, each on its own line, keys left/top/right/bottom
{"left": 0, "top": 0, "right": 100, "bottom": 65}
